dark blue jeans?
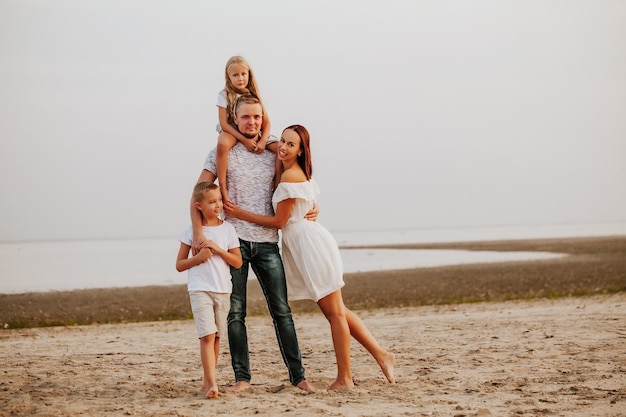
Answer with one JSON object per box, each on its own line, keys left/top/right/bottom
{"left": 227, "top": 239, "right": 306, "bottom": 386}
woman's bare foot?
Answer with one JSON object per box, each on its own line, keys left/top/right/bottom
{"left": 378, "top": 351, "right": 396, "bottom": 383}
{"left": 226, "top": 381, "right": 251, "bottom": 393}
{"left": 328, "top": 377, "right": 354, "bottom": 391}
{"left": 296, "top": 380, "right": 314, "bottom": 393}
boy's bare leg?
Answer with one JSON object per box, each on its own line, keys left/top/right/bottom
{"left": 200, "top": 334, "right": 219, "bottom": 398}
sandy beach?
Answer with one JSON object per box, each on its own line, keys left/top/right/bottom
{"left": 1, "top": 236, "right": 625, "bottom": 416}
{"left": 1, "top": 295, "right": 624, "bottom": 416}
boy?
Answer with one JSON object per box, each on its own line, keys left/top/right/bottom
{"left": 176, "top": 182, "right": 242, "bottom": 399}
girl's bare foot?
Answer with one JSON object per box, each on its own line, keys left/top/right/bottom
{"left": 328, "top": 377, "right": 354, "bottom": 391}
{"left": 379, "top": 351, "right": 396, "bottom": 383}
{"left": 226, "top": 381, "right": 251, "bottom": 393}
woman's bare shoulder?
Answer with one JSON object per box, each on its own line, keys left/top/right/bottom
{"left": 280, "top": 167, "right": 307, "bottom": 183}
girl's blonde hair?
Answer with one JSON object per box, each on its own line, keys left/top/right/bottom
{"left": 224, "top": 56, "right": 261, "bottom": 123}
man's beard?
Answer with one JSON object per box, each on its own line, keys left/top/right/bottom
{"left": 241, "top": 131, "right": 258, "bottom": 139}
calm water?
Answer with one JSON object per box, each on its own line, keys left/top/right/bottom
{"left": 1, "top": 223, "right": 624, "bottom": 294}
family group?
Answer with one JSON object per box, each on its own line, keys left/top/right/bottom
{"left": 175, "top": 56, "right": 395, "bottom": 399}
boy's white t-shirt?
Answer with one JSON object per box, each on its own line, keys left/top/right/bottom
{"left": 178, "top": 221, "right": 240, "bottom": 293}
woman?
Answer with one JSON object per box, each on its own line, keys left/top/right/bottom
{"left": 224, "top": 124, "right": 395, "bottom": 390}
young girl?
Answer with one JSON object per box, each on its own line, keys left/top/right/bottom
{"left": 224, "top": 125, "right": 396, "bottom": 391}
{"left": 215, "top": 56, "right": 276, "bottom": 203}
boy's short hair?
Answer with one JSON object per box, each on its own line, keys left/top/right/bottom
{"left": 193, "top": 182, "right": 219, "bottom": 203}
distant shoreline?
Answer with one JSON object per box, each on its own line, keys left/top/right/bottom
{"left": 1, "top": 236, "right": 624, "bottom": 329}
{"left": 4, "top": 225, "right": 626, "bottom": 294}
{"left": 0, "top": 233, "right": 582, "bottom": 294}
{"left": 3, "top": 221, "right": 626, "bottom": 245}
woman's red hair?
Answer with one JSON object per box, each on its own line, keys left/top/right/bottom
{"left": 284, "top": 125, "right": 313, "bottom": 180}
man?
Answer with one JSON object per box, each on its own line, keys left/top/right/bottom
{"left": 191, "top": 94, "right": 313, "bottom": 393}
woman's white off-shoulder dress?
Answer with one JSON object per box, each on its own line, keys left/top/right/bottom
{"left": 272, "top": 179, "right": 345, "bottom": 302}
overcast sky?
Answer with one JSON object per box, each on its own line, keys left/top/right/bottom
{"left": 1, "top": 0, "right": 625, "bottom": 242}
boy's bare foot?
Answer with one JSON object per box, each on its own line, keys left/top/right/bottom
{"left": 296, "top": 380, "right": 314, "bottom": 393}
{"left": 206, "top": 387, "right": 218, "bottom": 399}
{"left": 328, "top": 378, "right": 355, "bottom": 391}
{"left": 226, "top": 381, "right": 251, "bottom": 393}
{"left": 379, "top": 351, "right": 396, "bottom": 383}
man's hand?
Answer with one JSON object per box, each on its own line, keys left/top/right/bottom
{"left": 196, "top": 247, "right": 213, "bottom": 262}
{"left": 304, "top": 202, "right": 319, "bottom": 222}
{"left": 203, "top": 240, "right": 220, "bottom": 252}
{"left": 190, "top": 169, "right": 216, "bottom": 255}
{"left": 192, "top": 233, "right": 207, "bottom": 255}
{"left": 223, "top": 201, "right": 240, "bottom": 218}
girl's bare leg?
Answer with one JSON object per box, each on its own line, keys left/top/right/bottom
{"left": 265, "top": 141, "right": 282, "bottom": 190}
{"left": 216, "top": 133, "right": 237, "bottom": 203}
{"left": 344, "top": 308, "right": 396, "bottom": 383}
{"left": 317, "top": 291, "right": 354, "bottom": 390}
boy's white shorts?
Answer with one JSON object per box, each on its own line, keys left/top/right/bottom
{"left": 188, "top": 291, "right": 230, "bottom": 339}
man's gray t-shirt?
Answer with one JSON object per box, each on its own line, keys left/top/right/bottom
{"left": 203, "top": 143, "right": 279, "bottom": 243}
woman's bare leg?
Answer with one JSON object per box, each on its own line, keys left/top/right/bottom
{"left": 317, "top": 291, "right": 354, "bottom": 390}
{"left": 344, "top": 308, "right": 396, "bottom": 383}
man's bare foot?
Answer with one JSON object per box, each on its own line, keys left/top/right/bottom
{"left": 379, "top": 351, "right": 396, "bottom": 383}
{"left": 328, "top": 377, "right": 355, "bottom": 391}
{"left": 206, "top": 387, "right": 218, "bottom": 399}
{"left": 226, "top": 381, "right": 251, "bottom": 393}
{"left": 295, "top": 380, "right": 314, "bottom": 393}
